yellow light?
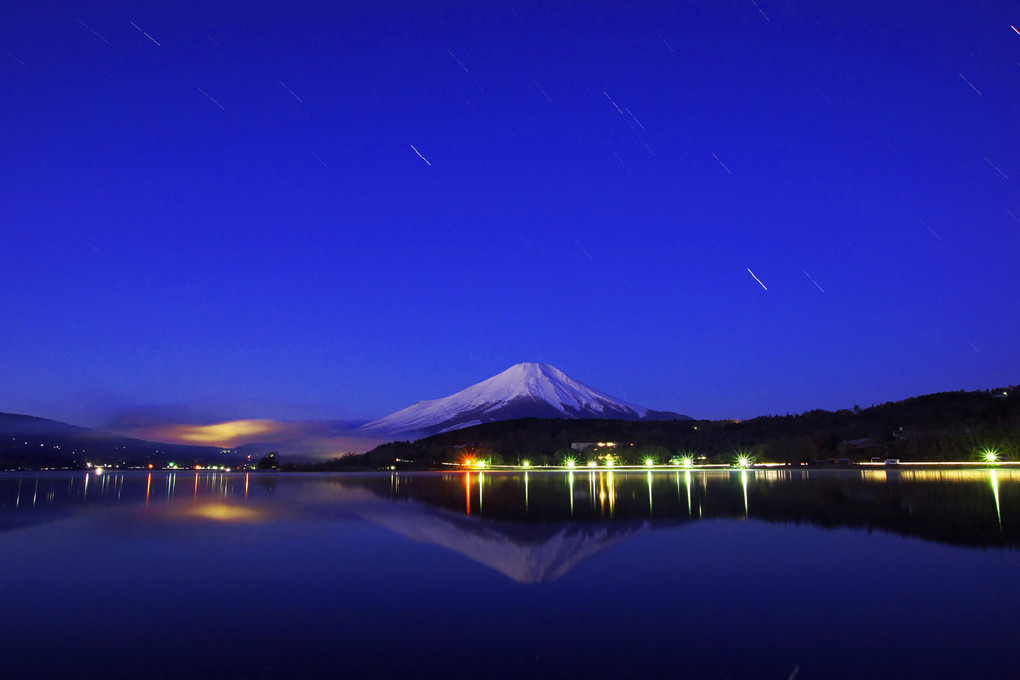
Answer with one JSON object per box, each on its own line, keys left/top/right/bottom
{"left": 94, "top": 467, "right": 104, "bottom": 476}
{"left": 187, "top": 503, "right": 265, "bottom": 522}
{"left": 170, "top": 419, "right": 280, "bottom": 447}
{"left": 587, "top": 461, "right": 597, "bottom": 468}
{"left": 644, "top": 458, "right": 656, "bottom": 467}
{"left": 605, "top": 457, "right": 615, "bottom": 468}
{"left": 522, "top": 460, "right": 530, "bottom": 468}
{"left": 567, "top": 460, "right": 576, "bottom": 468}
{"left": 476, "top": 460, "right": 486, "bottom": 469}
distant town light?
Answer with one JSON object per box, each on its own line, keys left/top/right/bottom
{"left": 522, "top": 460, "right": 531, "bottom": 468}
{"left": 983, "top": 450, "right": 999, "bottom": 463}
{"left": 587, "top": 461, "right": 597, "bottom": 468}
{"left": 736, "top": 455, "right": 752, "bottom": 469}
{"left": 644, "top": 458, "right": 656, "bottom": 467}
{"left": 566, "top": 459, "right": 576, "bottom": 469}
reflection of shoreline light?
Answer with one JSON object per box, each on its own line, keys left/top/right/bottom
{"left": 741, "top": 470, "right": 749, "bottom": 516}
{"left": 186, "top": 503, "right": 265, "bottom": 522}
{"left": 991, "top": 470, "right": 1002, "bottom": 529}
{"left": 686, "top": 471, "right": 692, "bottom": 517}
{"left": 647, "top": 471, "right": 653, "bottom": 515}
{"left": 524, "top": 472, "right": 529, "bottom": 513}
{"left": 568, "top": 472, "right": 574, "bottom": 516}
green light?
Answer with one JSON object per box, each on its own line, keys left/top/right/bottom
{"left": 741, "top": 469, "right": 749, "bottom": 516}
{"left": 587, "top": 461, "right": 597, "bottom": 468}
{"left": 566, "top": 459, "right": 576, "bottom": 469}
{"left": 476, "top": 460, "right": 486, "bottom": 469}
{"left": 522, "top": 460, "right": 530, "bottom": 468}
{"left": 990, "top": 470, "right": 1002, "bottom": 529}
{"left": 736, "top": 455, "right": 752, "bottom": 469}
{"left": 605, "top": 457, "right": 615, "bottom": 468}
{"left": 644, "top": 457, "right": 656, "bottom": 468}
{"left": 983, "top": 450, "right": 999, "bottom": 463}
{"left": 682, "top": 456, "right": 694, "bottom": 469}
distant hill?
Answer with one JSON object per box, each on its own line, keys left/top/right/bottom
{"left": 359, "top": 386, "right": 1019, "bottom": 467}
{"left": 0, "top": 412, "right": 244, "bottom": 469}
{"left": 360, "top": 362, "right": 688, "bottom": 438}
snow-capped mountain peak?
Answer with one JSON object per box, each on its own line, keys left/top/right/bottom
{"left": 460, "top": 362, "right": 647, "bottom": 417}
{"left": 361, "top": 362, "right": 684, "bottom": 437}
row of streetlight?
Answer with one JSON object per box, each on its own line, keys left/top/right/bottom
{"left": 462, "top": 454, "right": 756, "bottom": 470}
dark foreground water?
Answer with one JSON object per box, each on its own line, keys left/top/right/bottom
{"left": 1, "top": 468, "right": 1017, "bottom": 680}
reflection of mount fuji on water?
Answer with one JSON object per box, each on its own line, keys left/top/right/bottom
{"left": 354, "top": 501, "right": 655, "bottom": 584}
{"left": 2, "top": 469, "right": 1018, "bottom": 584}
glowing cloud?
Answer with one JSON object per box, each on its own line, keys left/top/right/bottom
{"left": 171, "top": 419, "right": 281, "bottom": 446}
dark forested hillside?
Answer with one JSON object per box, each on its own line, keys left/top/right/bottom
{"left": 357, "top": 387, "right": 1019, "bottom": 468}
{"left": 0, "top": 412, "right": 241, "bottom": 470}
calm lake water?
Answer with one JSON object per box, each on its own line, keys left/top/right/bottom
{"left": 1, "top": 468, "right": 1017, "bottom": 679}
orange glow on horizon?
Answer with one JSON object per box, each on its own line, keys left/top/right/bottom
{"left": 170, "top": 419, "right": 280, "bottom": 447}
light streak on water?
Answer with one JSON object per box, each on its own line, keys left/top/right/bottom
{"left": 686, "top": 471, "right": 693, "bottom": 517}
{"left": 991, "top": 470, "right": 1002, "bottom": 530}
{"left": 568, "top": 472, "right": 575, "bottom": 516}
{"left": 647, "top": 471, "right": 653, "bottom": 515}
{"left": 675, "top": 471, "right": 682, "bottom": 512}
{"left": 741, "top": 470, "right": 749, "bottom": 516}
{"left": 524, "top": 472, "right": 529, "bottom": 513}
{"left": 608, "top": 472, "right": 615, "bottom": 518}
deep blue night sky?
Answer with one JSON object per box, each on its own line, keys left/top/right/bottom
{"left": 2, "top": 1, "right": 1018, "bottom": 446}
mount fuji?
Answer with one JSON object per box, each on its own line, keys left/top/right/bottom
{"left": 360, "top": 362, "right": 688, "bottom": 438}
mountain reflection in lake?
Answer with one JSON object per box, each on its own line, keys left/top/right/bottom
{"left": 1, "top": 469, "right": 1017, "bottom": 679}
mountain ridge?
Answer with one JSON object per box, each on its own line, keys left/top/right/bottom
{"left": 361, "top": 362, "right": 688, "bottom": 437}
{"left": 0, "top": 412, "right": 241, "bottom": 469}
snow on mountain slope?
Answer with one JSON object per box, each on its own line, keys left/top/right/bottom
{"left": 361, "top": 362, "right": 683, "bottom": 437}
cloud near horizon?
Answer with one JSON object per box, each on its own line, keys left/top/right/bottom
{"left": 115, "top": 418, "right": 386, "bottom": 458}
{"left": 169, "top": 419, "right": 284, "bottom": 446}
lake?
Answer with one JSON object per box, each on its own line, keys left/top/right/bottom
{"left": 1, "top": 468, "right": 1016, "bottom": 679}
